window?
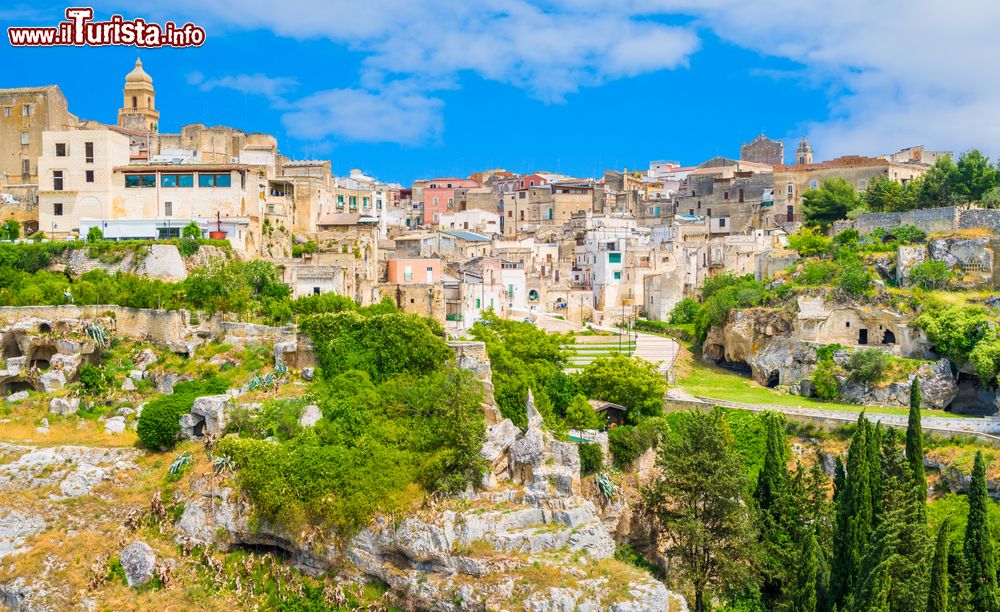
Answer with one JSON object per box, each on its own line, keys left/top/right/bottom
{"left": 22, "top": 104, "right": 30, "bottom": 116}
{"left": 786, "top": 184, "right": 793, "bottom": 197}
{"left": 738, "top": 188, "right": 744, "bottom": 203}
{"left": 608, "top": 252, "right": 622, "bottom": 263}
{"left": 363, "top": 197, "right": 369, "bottom": 207}
{"left": 476, "top": 298, "right": 481, "bottom": 309}
{"left": 723, "top": 191, "right": 729, "bottom": 200}
{"left": 55, "top": 143, "right": 67, "bottom": 157}
{"left": 198, "top": 173, "right": 231, "bottom": 188}
{"left": 131, "top": 96, "right": 137, "bottom": 109}
{"left": 810, "top": 180, "right": 818, "bottom": 190}
{"left": 313, "top": 287, "right": 320, "bottom": 295}
{"left": 2, "top": 107, "right": 10, "bottom": 117}
{"left": 613, "top": 271, "right": 621, "bottom": 280}
{"left": 161, "top": 174, "right": 194, "bottom": 188}
{"left": 85, "top": 170, "right": 94, "bottom": 183}
{"left": 125, "top": 174, "right": 155, "bottom": 188}
{"left": 426, "top": 267, "right": 434, "bottom": 283}
{"left": 689, "top": 209, "right": 694, "bottom": 215}
{"left": 21, "top": 159, "right": 29, "bottom": 176}
{"left": 432, "top": 197, "right": 439, "bottom": 206}
{"left": 719, "top": 217, "right": 727, "bottom": 228}
{"left": 447, "top": 183, "right": 452, "bottom": 188}
{"left": 519, "top": 191, "right": 526, "bottom": 199}
{"left": 337, "top": 195, "right": 344, "bottom": 207}
{"left": 707, "top": 208, "right": 712, "bottom": 217}
{"left": 20, "top": 132, "right": 29, "bottom": 145}
{"left": 349, "top": 196, "right": 357, "bottom": 208}
{"left": 53, "top": 202, "right": 63, "bottom": 216}
{"left": 164, "top": 202, "right": 173, "bottom": 216}
{"left": 85, "top": 142, "right": 94, "bottom": 163}
{"left": 53, "top": 170, "right": 63, "bottom": 191}
{"left": 403, "top": 265, "right": 413, "bottom": 282}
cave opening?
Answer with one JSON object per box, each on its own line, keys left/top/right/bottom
{"left": 882, "top": 330, "right": 896, "bottom": 344}
{"left": 1, "top": 335, "right": 22, "bottom": 360}
{"left": 2, "top": 380, "right": 35, "bottom": 396}
{"left": 716, "top": 358, "right": 752, "bottom": 376}
{"left": 28, "top": 345, "right": 57, "bottom": 371}
{"left": 945, "top": 373, "right": 997, "bottom": 416}
{"left": 766, "top": 371, "right": 780, "bottom": 388}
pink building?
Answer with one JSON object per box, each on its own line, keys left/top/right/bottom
{"left": 422, "top": 178, "right": 479, "bottom": 225}
{"left": 387, "top": 258, "right": 442, "bottom": 285}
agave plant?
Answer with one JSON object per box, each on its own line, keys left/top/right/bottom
{"left": 85, "top": 323, "right": 110, "bottom": 349}
{"left": 213, "top": 454, "right": 235, "bottom": 474}
{"left": 596, "top": 473, "right": 616, "bottom": 500}
{"left": 168, "top": 451, "right": 192, "bottom": 475}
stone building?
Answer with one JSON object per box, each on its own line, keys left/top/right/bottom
{"left": 672, "top": 158, "right": 774, "bottom": 236}
{"left": 0, "top": 85, "right": 76, "bottom": 206}
{"left": 740, "top": 134, "right": 783, "bottom": 166}
{"left": 773, "top": 154, "right": 928, "bottom": 228}
{"left": 117, "top": 59, "right": 159, "bottom": 134}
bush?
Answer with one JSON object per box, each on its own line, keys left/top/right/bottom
{"left": 576, "top": 355, "right": 666, "bottom": 421}
{"left": 136, "top": 375, "right": 228, "bottom": 451}
{"left": 579, "top": 443, "right": 603, "bottom": 476}
{"left": 86, "top": 226, "right": 103, "bottom": 243}
{"left": 78, "top": 363, "right": 110, "bottom": 393}
{"left": 797, "top": 260, "right": 840, "bottom": 286}
{"left": 668, "top": 298, "right": 701, "bottom": 325}
{"left": 608, "top": 420, "right": 663, "bottom": 468}
{"left": 908, "top": 260, "right": 957, "bottom": 290}
{"left": 787, "top": 227, "right": 831, "bottom": 257}
{"left": 181, "top": 222, "right": 202, "bottom": 239}
{"left": 836, "top": 258, "right": 873, "bottom": 296}
{"left": 845, "top": 348, "right": 891, "bottom": 383}
{"left": 694, "top": 275, "right": 771, "bottom": 344}
{"left": 833, "top": 229, "right": 860, "bottom": 247}
{"left": 811, "top": 362, "right": 840, "bottom": 400}
{"left": 564, "top": 394, "right": 603, "bottom": 430}
{"left": 0, "top": 220, "right": 20, "bottom": 241}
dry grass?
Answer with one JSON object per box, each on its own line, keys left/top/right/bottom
{"left": 0, "top": 419, "right": 139, "bottom": 447}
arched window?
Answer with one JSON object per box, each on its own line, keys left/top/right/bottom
{"left": 131, "top": 96, "right": 137, "bottom": 109}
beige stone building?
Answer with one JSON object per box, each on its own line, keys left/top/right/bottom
{"left": 773, "top": 147, "right": 928, "bottom": 226}
{"left": 0, "top": 85, "right": 76, "bottom": 208}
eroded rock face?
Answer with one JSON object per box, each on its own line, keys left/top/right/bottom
{"left": 48, "top": 397, "right": 79, "bottom": 416}
{"left": 0, "top": 511, "right": 44, "bottom": 560}
{"left": 0, "top": 442, "right": 137, "bottom": 498}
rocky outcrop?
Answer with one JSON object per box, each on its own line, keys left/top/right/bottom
{"left": 175, "top": 392, "right": 685, "bottom": 611}
{"left": 0, "top": 442, "right": 138, "bottom": 499}
{"left": 833, "top": 358, "right": 957, "bottom": 410}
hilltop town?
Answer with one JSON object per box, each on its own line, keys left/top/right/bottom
{"left": 4, "top": 61, "right": 1000, "bottom": 611}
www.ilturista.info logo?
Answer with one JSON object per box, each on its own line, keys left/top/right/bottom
{"left": 7, "top": 7, "right": 206, "bottom": 47}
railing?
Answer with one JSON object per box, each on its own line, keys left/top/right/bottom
{"left": 773, "top": 213, "right": 802, "bottom": 224}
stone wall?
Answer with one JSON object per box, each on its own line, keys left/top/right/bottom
{"left": 852, "top": 206, "right": 960, "bottom": 235}
{"left": 957, "top": 209, "right": 1000, "bottom": 235}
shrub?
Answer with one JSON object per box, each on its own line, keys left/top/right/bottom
{"left": 668, "top": 298, "right": 701, "bottom": 325}
{"left": 181, "top": 222, "right": 202, "bottom": 239}
{"left": 579, "top": 443, "right": 603, "bottom": 476}
{"left": 564, "top": 394, "right": 603, "bottom": 430}
{"left": 969, "top": 337, "right": 1000, "bottom": 385}
{"left": 694, "top": 275, "right": 771, "bottom": 344}
{"left": 811, "top": 362, "right": 840, "bottom": 400}
{"left": 576, "top": 355, "right": 666, "bottom": 421}
{"left": 797, "top": 260, "right": 840, "bottom": 286}
{"left": 787, "top": 227, "right": 831, "bottom": 257}
{"left": 177, "top": 237, "right": 199, "bottom": 257}
{"left": 86, "top": 226, "right": 103, "bottom": 243}
{"left": 0, "top": 220, "right": 20, "bottom": 241}
{"left": 832, "top": 229, "right": 860, "bottom": 247}
{"left": 78, "top": 363, "right": 110, "bottom": 393}
{"left": 845, "top": 348, "right": 891, "bottom": 383}
{"left": 908, "top": 260, "right": 957, "bottom": 290}
{"left": 836, "top": 258, "right": 873, "bottom": 296}
{"left": 608, "top": 419, "right": 663, "bottom": 468}
{"left": 136, "top": 375, "right": 228, "bottom": 451}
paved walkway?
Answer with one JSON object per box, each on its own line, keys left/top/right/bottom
{"left": 667, "top": 390, "right": 1000, "bottom": 442}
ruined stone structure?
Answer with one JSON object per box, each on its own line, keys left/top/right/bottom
{"left": 740, "top": 134, "right": 784, "bottom": 166}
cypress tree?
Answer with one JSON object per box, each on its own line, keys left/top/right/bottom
{"left": 906, "top": 377, "right": 928, "bottom": 514}
{"left": 869, "top": 420, "right": 885, "bottom": 526}
{"left": 754, "top": 413, "right": 796, "bottom": 608}
{"left": 949, "top": 538, "right": 971, "bottom": 612}
{"left": 926, "top": 518, "right": 949, "bottom": 612}
{"left": 964, "top": 451, "right": 999, "bottom": 611}
{"left": 832, "top": 414, "right": 874, "bottom": 607}
{"left": 791, "top": 530, "right": 820, "bottom": 612}
{"left": 755, "top": 412, "right": 789, "bottom": 515}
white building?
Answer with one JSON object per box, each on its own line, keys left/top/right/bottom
{"left": 438, "top": 209, "right": 501, "bottom": 235}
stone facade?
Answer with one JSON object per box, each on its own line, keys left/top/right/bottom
{"left": 740, "top": 134, "right": 783, "bottom": 165}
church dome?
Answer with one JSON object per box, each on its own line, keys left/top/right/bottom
{"left": 125, "top": 58, "right": 152, "bottom": 84}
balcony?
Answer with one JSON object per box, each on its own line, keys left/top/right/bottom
{"left": 773, "top": 213, "right": 801, "bottom": 224}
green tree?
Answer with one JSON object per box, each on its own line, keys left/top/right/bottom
{"left": 917, "top": 155, "right": 959, "bottom": 207}
{"left": 86, "top": 226, "right": 103, "bottom": 242}
{"left": 905, "top": 378, "right": 927, "bottom": 513}
{"left": 0, "top": 220, "right": 20, "bottom": 241}
{"left": 926, "top": 519, "right": 949, "bottom": 612}
{"left": 669, "top": 297, "right": 701, "bottom": 325}
{"left": 865, "top": 175, "right": 917, "bottom": 212}
{"left": 964, "top": 451, "right": 999, "bottom": 611}
{"left": 802, "top": 178, "right": 862, "bottom": 228}
{"left": 564, "top": 394, "right": 603, "bottom": 430}
{"left": 182, "top": 221, "right": 202, "bottom": 239}
{"left": 832, "top": 415, "right": 875, "bottom": 607}
{"left": 846, "top": 348, "right": 891, "bottom": 383}
{"left": 576, "top": 354, "right": 666, "bottom": 421}
{"left": 836, "top": 256, "right": 874, "bottom": 297}
{"left": 811, "top": 361, "right": 840, "bottom": 400}
{"left": 954, "top": 149, "right": 1000, "bottom": 203}
{"left": 790, "top": 530, "right": 820, "bottom": 612}
{"left": 788, "top": 227, "right": 832, "bottom": 257}
{"left": 907, "top": 260, "right": 956, "bottom": 290}
{"left": 643, "top": 410, "right": 756, "bottom": 612}
{"left": 754, "top": 413, "right": 798, "bottom": 608}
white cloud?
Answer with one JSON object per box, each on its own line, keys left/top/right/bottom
{"left": 281, "top": 85, "right": 443, "bottom": 145}
{"left": 657, "top": 0, "right": 1000, "bottom": 158}
{"left": 186, "top": 72, "right": 298, "bottom": 107}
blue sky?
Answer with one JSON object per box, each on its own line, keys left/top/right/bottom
{"left": 2, "top": 2, "right": 997, "bottom": 185}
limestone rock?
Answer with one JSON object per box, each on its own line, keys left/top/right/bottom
{"left": 59, "top": 463, "right": 108, "bottom": 497}
{"left": 39, "top": 370, "right": 66, "bottom": 392}
{"left": 0, "top": 511, "right": 45, "bottom": 559}
{"left": 301, "top": 367, "right": 315, "bottom": 381}
{"left": 481, "top": 418, "right": 520, "bottom": 481}
{"left": 136, "top": 244, "right": 187, "bottom": 282}
{"left": 191, "top": 395, "right": 230, "bottom": 435}
{"left": 119, "top": 541, "right": 156, "bottom": 588}
{"left": 896, "top": 245, "right": 927, "bottom": 287}
{"left": 104, "top": 416, "right": 126, "bottom": 435}
{"left": 134, "top": 348, "right": 158, "bottom": 371}
{"left": 298, "top": 404, "right": 322, "bottom": 428}
{"left": 5, "top": 391, "right": 28, "bottom": 403}
{"left": 3, "top": 356, "right": 25, "bottom": 375}
{"left": 917, "top": 359, "right": 959, "bottom": 409}
{"left": 48, "top": 397, "right": 79, "bottom": 416}
{"left": 122, "top": 377, "right": 137, "bottom": 392}
{"left": 179, "top": 414, "right": 200, "bottom": 439}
